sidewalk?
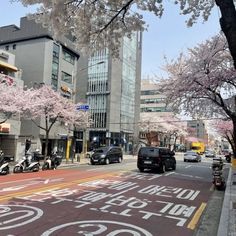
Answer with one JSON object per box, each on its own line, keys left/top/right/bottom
{"left": 217, "top": 166, "right": 236, "bottom": 236}
{"left": 59, "top": 154, "right": 136, "bottom": 167}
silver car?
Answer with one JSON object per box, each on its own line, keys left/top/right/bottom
{"left": 205, "top": 150, "right": 216, "bottom": 158}
{"left": 184, "top": 151, "right": 201, "bottom": 162}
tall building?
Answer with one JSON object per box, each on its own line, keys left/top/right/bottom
{"left": 0, "top": 49, "right": 23, "bottom": 158}
{"left": 87, "top": 32, "right": 142, "bottom": 153}
{"left": 0, "top": 17, "right": 87, "bottom": 157}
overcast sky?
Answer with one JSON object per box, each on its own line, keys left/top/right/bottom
{"left": 0, "top": 1, "right": 221, "bottom": 78}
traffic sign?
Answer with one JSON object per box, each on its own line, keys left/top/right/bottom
{"left": 76, "top": 104, "right": 89, "bottom": 111}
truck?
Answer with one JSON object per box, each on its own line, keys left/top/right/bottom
{"left": 191, "top": 142, "right": 205, "bottom": 155}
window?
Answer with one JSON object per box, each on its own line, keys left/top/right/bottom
{"left": 61, "top": 71, "right": 72, "bottom": 84}
{"left": 63, "top": 49, "right": 75, "bottom": 65}
{"left": 13, "top": 44, "right": 16, "bottom": 50}
{"left": 51, "top": 43, "right": 60, "bottom": 89}
{"left": 5, "top": 46, "right": 9, "bottom": 51}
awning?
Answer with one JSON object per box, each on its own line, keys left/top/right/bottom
{"left": 0, "top": 60, "right": 18, "bottom": 72}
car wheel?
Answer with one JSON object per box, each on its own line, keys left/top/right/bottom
{"left": 105, "top": 158, "right": 110, "bottom": 165}
{"left": 139, "top": 167, "right": 144, "bottom": 172}
{"left": 160, "top": 163, "right": 166, "bottom": 173}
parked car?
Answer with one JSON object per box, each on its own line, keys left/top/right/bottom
{"left": 137, "top": 147, "right": 176, "bottom": 173}
{"left": 184, "top": 151, "right": 201, "bottom": 162}
{"left": 205, "top": 150, "right": 216, "bottom": 158}
{"left": 90, "top": 146, "right": 123, "bottom": 165}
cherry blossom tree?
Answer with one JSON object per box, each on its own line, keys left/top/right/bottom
{"left": 0, "top": 82, "right": 25, "bottom": 124}
{"left": 161, "top": 33, "right": 236, "bottom": 157}
{"left": 23, "top": 85, "right": 89, "bottom": 157}
{"left": 139, "top": 113, "right": 187, "bottom": 150}
{"left": 13, "top": 0, "right": 236, "bottom": 67}
{"left": 211, "top": 119, "right": 234, "bottom": 153}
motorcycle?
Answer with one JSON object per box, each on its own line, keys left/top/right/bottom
{"left": 13, "top": 151, "right": 40, "bottom": 173}
{"left": 212, "top": 157, "right": 225, "bottom": 190}
{"left": 0, "top": 150, "right": 13, "bottom": 175}
{"left": 42, "top": 152, "right": 62, "bottom": 170}
{"left": 225, "top": 153, "right": 232, "bottom": 163}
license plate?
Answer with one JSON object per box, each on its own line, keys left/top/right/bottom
{"left": 144, "top": 161, "right": 152, "bottom": 164}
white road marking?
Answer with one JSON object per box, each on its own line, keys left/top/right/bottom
{"left": 185, "top": 165, "right": 192, "bottom": 169}
{"left": 0, "top": 178, "right": 39, "bottom": 185}
{"left": 164, "top": 172, "right": 175, "bottom": 176}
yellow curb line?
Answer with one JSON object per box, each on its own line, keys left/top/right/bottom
{"left": 187, "top": 202, "right": 207, "bottom": 230}
{"left": 0, "top": 173, "right": 114, "bottom": 202}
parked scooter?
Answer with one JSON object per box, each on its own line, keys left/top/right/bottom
{"left": 0, "top": 150, "right": 13, "bottom": 175}
{"left": 13, "top": 151, "right": 40, "bottom": 173}
{"left": 225, "top": 152, "right": 232, "bottom": 163}
{"left": 42, "top": 152, "right": 62, "bottom": 170}
{"left": 212, "top": 157, "right": 225, "bottom": 190}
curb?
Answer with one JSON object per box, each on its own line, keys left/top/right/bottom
{"left": 217, "top": 167, "right": 233, "bottom": 236}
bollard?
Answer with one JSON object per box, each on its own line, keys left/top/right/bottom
{"left": 231, "top": 157, "right": 236, "bottom": 168}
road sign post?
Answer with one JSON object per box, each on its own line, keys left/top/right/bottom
{"left": 76, "top": 104, "right": 90, "bottom": 160}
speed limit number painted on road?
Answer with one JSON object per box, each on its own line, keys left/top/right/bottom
{"left": 41, "top": 220, "right": 153, "bottom": 236}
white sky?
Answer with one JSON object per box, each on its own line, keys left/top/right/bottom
{"left": 0, "top": 1, "right": 221, "bottom": 79}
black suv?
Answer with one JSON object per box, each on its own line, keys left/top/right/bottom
{"left": 90, "top": 146, "right": 123, "bottom": 165}
{"left": 137, "top": 147, "right": 176, "bottom": 173}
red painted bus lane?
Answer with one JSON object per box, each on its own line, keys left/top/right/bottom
{"left": 0, "top": 169, "right": 212, "bottom": 236}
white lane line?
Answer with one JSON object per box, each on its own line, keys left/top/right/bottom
{"left": 174, "top": 173, "right": 203, "bottom": 179}
{"left": 164, "top": 172, "right": 175, "bottom": 176}
{"left": 185, "top": 165, "right": 192, "bottom": 169}
{"left": 0, "top": 178, "right": 39, "bottom": 185}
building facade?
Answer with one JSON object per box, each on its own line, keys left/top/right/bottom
{"left": 187, "top": 120, "right": 208, "bottom": 142}
{"left": 0, "top": 17, "right": 85, "bottom": 158}
{"left": 140, "top": 79, "right": 175, "bottom": 147}
{"left": 0, "top": 49, "right": 23, "bottom": 159}
{"left": 87, "top": 33, "right": 142, "bottom": 153}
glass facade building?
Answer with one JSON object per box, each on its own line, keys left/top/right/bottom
{"left": 87, "top": 33, "right": 142, "bottom": 153}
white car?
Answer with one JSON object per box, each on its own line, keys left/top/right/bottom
{"left": 205, "top": 150, "right": 216, "bottom": 158}
{"left": 184, "top": 151, "right": 201, "bottom": 162}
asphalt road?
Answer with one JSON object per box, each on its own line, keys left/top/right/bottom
{"left": 0, "top": 156, "right": 229, "bottom": 236}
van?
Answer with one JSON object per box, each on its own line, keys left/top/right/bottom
{"left": 137, "top": 147, "right": 176, "bottom": 173}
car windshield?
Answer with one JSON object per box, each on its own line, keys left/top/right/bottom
{"left": 186, "top": 151, "right": 197, "bottom": 155}
{"left": 94, "top": 147, "right": 109, "bottom": 153}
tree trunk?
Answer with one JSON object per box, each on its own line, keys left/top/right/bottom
{"left": 231, "top": 117, "right": 236, "bottom": 158}
{"left": 215, "top": 0, "right": 236, "bottom": 69}
{"left": 45, "top": 130, "right": 49, "bottom": 159}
